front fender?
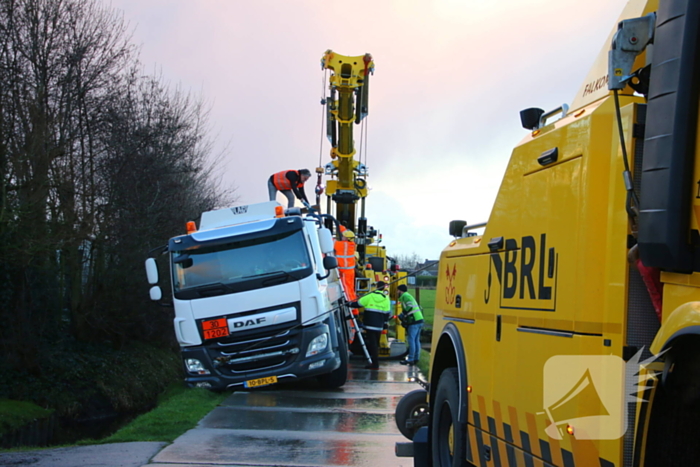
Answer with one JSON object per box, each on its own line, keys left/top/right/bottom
{"left": 650, "top": 302, "right": 700, "bottom": 354}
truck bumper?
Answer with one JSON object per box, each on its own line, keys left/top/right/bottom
{"left": 182, "top": 321, "right": 341, "bottom": 391}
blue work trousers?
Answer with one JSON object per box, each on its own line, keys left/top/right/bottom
{"left": 406, "top": 322, "right": 424, "bottom": 362}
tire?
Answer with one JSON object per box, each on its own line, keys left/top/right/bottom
{"left": 645, "top": 341, "right": 700, "bottom": 465}
{"left": 395, "top": 388, "right": 429, "bottom": 440}
{"left": 432, "top": 368, "right": 466, "bottom": 467}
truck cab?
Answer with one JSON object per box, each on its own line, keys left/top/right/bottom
{"left": 146, "top": 201, "right": 350, "bottom": 391}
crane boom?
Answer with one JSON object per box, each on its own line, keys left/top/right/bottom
{"left": 319, "top": 50, "right": 409, "bottom": 361}
{"left": 320, "top": 50, "right": 374, "bottom": 235}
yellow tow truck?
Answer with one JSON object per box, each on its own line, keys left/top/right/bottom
{"left": 397, "top": 0, "right": 700, "bottom": 465}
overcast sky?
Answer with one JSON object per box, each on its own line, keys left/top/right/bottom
{"left": 107, "top": 0, "right": 627, "bottom": 261}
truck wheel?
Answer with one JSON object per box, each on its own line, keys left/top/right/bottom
{"left": 645, "top": 339, "right": 700, "bottom": 465}
{"left": 395, "top": 388, "right": 429, "bottom": 440}
{"left": 432, "top": 368, "right": 466, "bottom": 467}
{"left": 319, "top": 333, "right": 348, "bottom": 389}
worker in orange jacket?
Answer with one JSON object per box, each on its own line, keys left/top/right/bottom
{"left": 335, "top": 226, "right": 357, "bottom": 302}
{"left": 268, "top": 169, "right": 311, "bottom": 208}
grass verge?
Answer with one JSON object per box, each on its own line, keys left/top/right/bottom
{"left": 89, "top": 384, "right": 227, "bottom": 444}
{"left": 0, "top": 400, "right": 54, "bottom": 436}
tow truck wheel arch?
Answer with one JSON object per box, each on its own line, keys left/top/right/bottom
{"left": 431, "top": 323, "right": 468, "bottom": 426}
{"left": 650, "top": 301, "right": 700, "bottom": 355}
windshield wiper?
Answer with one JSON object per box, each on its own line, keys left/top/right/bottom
{"left": 240, "top": 270, "right": 297, "bottom": 286}
{"left": 193, "top": 282, "right": 237, "bottom": 297}
{"left": 242, "top": 271, "right": 293, "bottom": 279}
{"left": 198, "top": 281, "right": 235, "bottom": 289}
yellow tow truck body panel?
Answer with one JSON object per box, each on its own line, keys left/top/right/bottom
{"left": 422, "top": 0, "right": 700, "bottom": 465}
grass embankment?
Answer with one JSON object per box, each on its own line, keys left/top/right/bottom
{"left": 0, "top": 340, "right": 182, "bottom": 449}
{"left": 0, "top": 400, "right": 54, "bottom": 436}
{"left": 0, "top": 341, "right": 181, "bottom": 420}
{"left": 1, "top": 383, "right": 225, "bottom": 449}
{"left": 90, "top": 384, "right": 226, "bottom": 444}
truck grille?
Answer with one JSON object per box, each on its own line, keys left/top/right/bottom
{"left": 209, "top": 325, "right": 303, "bottom": 375}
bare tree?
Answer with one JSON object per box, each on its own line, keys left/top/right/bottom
{"left": 86, "top": 70, "right": 234, "bottom": 345}
{"left": 0, "top": 0, "right": 235, "bottom": 368}
{"left": 0, "top": 0, "right": 134, "bottom": 366}
{"left": 394, "top": 252, "right": 423, "bottom": 270}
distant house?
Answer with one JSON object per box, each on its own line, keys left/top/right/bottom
{"left": 408, "top": 260, "right": 439, "bottom": 287}
{"left": 415, "top": 260, "right": 439, "bottom": 276}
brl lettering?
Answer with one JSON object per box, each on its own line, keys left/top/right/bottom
{"left": 484, "top": 233, "right": 558, "bottom": 311}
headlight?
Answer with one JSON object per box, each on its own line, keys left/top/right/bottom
{"left": 306, "top": 333, "right": 328, "bottom": 357}
{"left": 185, "top": 358, "right": 210, "bottom": 375}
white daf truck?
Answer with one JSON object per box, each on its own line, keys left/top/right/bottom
{"left": 145, "top": 201, "right": 351, "bottom": 391}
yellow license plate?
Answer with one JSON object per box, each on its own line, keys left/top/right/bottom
{"left": 244, "top": 375, "right": 277, "bottom": 388}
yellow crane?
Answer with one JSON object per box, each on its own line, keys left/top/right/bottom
{"left": 319, "top": 50, "right": 408, "bottom": 358}
{"left": 319, "top": 50, "right": 372, "bottom": 249}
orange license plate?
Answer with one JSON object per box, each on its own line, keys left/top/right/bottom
{"left": 202, "top": 318, "right": 230, "bottom": 340}
{"left": 244, "top": 376, "right": 278, "bottom": 388}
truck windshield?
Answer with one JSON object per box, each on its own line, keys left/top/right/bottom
{"left": 171, "top": 229, "right": 312, "bottom": 299}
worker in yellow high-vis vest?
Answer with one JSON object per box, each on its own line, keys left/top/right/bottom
{"left": 397, "top": 284, "right": 424, "bottom": 365}
{"left": 349, "top": 281, "right": 390, "bottom": 370}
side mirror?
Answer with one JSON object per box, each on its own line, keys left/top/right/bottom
{"left": 323, "top": 255, "right": 338, "bottom": 270}
{"left": 317, "top": 255, "right": 338, "bottom": 281}
{"left": 318, "top": 228, "right": 335, "bottom": 254}
{"left": 145, "top": 258, "right": 159, "bottom": 284}
{"left": 520, "top": 107, "right": 545, "bottom": 130}
{"left": 149, "top": 286, "right": 162, "bottom": 301}
{"left": 449, "top": 220, "right": 467, "bottom": 238}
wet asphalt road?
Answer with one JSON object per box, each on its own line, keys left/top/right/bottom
{"left": 149, "top": 357, "right": 421, "bottom": 467}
